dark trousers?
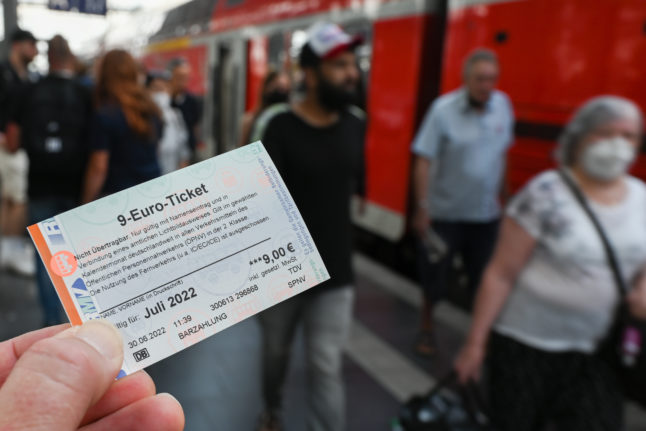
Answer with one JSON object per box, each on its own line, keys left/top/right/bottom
{"left": 489, "top": 333, "right": 623, "bottom": 431}
{"left": 29, "top": 196, "right": 75, "bottom": 326}
{"left": 417, "top": 219, "right": 499, "bottom": 303}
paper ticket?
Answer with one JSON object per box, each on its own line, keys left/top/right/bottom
{"left": 28, "top": 142, "right": 329, "bottom": 377}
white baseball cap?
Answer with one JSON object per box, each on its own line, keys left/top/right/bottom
{"left": 305, "top": 22, "right": 363, "bottom": 60}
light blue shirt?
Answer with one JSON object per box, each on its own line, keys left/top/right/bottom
{"left": 412, "top": 88, "right": 515, "bottom": 222}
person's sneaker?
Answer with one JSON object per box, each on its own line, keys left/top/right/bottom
{"left": 3, "top": 237, "right": 36, "bottom": 277}
{"left": 257, "top": 411, "right": 282, "bottom": 431}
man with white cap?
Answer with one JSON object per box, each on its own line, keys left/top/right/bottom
{"left": 252, "top": 22, "right": 365, "bottom": 431}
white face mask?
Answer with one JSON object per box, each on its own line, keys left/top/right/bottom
{"left": 152, "top": 91, "right": 171, "bottom": 108}
{"left": 581, "top": 136, "right": 636, "bottom": 181}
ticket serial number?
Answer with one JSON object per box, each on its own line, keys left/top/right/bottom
{"left": 210, "top": 284, "right": 259, "bottom": 311}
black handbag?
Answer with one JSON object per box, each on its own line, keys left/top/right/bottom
{"left": 394, "top": 372, "right": 496, "bottom": 431}
{"left": 558, "top": 169, "right": 646, "bottom": 406}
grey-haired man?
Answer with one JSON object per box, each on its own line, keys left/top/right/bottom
{"left": 411, "top": 49, "right": 515, "bottom": 355}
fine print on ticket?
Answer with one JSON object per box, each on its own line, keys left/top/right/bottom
{"left": 28, "top": 142, "right": 329, "bottom": 377}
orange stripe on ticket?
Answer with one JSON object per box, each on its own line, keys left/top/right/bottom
{"left": 27, "top": 224, "right": 83, "bottom": 326}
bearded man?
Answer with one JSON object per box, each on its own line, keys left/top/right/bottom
{"left": 252, "top": 22, "right": 366, "bottom": 431}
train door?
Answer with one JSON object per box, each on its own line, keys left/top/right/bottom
{"left": 212, "top": 38, "right": 246, "bottom": 154}
{"left": 353, "top": 7, "right": 444, "bottom": 242}
{"left": 244, "top": 31, "right": 288, "bottom": 121}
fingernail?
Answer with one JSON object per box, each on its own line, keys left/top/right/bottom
{"left": 158, "top": 392, "right": 180, "bottom": 403}
{"left": 61, "top": 320, "right": 123, "bottom": 366}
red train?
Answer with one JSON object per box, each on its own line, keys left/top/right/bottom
{"left": 142, "top": 0, "right": 646, "bottom": 405}
{"left": 142, "top": 0, "right": 646, "bottom": 243}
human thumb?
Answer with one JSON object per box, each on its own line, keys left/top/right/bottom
{"left": 0, "top": 320, "right": 124, "bottom": 431}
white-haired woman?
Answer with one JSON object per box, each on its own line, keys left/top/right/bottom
{"left": 454, "top": 96, "right": 646, "bottom": 430}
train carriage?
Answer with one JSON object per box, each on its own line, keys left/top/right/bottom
{"left": 144, "top": 0, "right": 646, "bottom": 243}
{"left": 143, "top": 0, "right": 646, "bottom": 406}
{"left": 143, "top": 0, "right": 445, "bottom": 242}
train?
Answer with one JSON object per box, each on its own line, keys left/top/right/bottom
{"left": 142, "top": 0, "right": 646, "bottom": 243}
{"left": 140, "top": 0, "right": 646, "bottom": 406}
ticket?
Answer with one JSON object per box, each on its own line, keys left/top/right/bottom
{"left": 28, "top": 142, "right": 329, "bottom": 377}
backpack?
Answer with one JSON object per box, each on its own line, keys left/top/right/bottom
{"left": 20, "top": 75, "right": 91, "bottom": 183}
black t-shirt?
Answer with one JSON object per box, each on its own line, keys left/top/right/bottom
{"left": 90, "top": 104, "right": 162, "bottom": 195}
{"left": 172, "top": 92, "right": 201, "bottom": 153}
{"left": 12, "top": 74, "right": 93, "bottom": 200}
{"left": 259, "top": 106, "right": 366, "bottom": 291}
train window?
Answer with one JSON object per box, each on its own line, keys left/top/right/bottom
{"left": 289, "top": 30, "right": 308, "bottom": 60}
{"left": 267, "top": 32, "right": 286, "bottom": 69}
{"left": 345, "top": 21, "right": 373, "bottom": 93}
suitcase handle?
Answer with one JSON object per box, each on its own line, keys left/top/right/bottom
{"left": 424, "top": 371, "right": 495, "bottom": 429}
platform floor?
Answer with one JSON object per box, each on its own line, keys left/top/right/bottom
{"left": 1, "top": 253, "right": 645, "bottom": 430}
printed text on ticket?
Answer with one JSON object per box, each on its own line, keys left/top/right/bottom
{"left": 27, "top": 142, "right": 330, "bottom": 376}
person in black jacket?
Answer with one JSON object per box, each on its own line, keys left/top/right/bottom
{"left": 0, "top": 28, "right": 38, "bottom": 276}
{"left": 7, "top": 35, "right": 92, "bottom": 326}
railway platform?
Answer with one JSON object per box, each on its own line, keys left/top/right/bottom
{"left": 2, "top": 254, "right": 645, "bottom": 430}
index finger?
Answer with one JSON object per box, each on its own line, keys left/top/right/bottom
{"left": 0, "top": 324, "right": 70, "bottom": 386}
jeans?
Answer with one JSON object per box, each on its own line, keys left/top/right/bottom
{"left": 259, "top": 287, "right": 355, "bottom": 431}
{"left": 29, "top": 196, "right": 76, "bottom": 326}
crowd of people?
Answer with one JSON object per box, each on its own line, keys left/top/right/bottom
{"left": 2, "top": 19, "right": 646, "bottom": 431}
{"left": 0, "top": 30, "right": 202, "bottom": 327}
{"left": 243, "top": 22, "right": 646, "bottom": 431}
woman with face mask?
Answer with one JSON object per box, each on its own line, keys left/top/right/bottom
{"left": 239, "top": 70, "right": 291, "bottom": 147}
{"left": 453, "top": 96, "right": 646, "bottom": 431}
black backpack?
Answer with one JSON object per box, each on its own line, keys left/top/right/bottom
{"left": 20, "top": 75, "right": 92, "bottom": 185}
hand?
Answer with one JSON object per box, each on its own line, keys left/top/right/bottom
{"left": 0, "top": 321, "right": 184, "bottom": 431}
{"left": 454, "top": 342, "right": 486, "bottom": 385}
{"left": 412, "top": 207, "right": 430, "bottom": 238}
{"left": 628, "top": 280, "right": 646, "bottom": 320}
